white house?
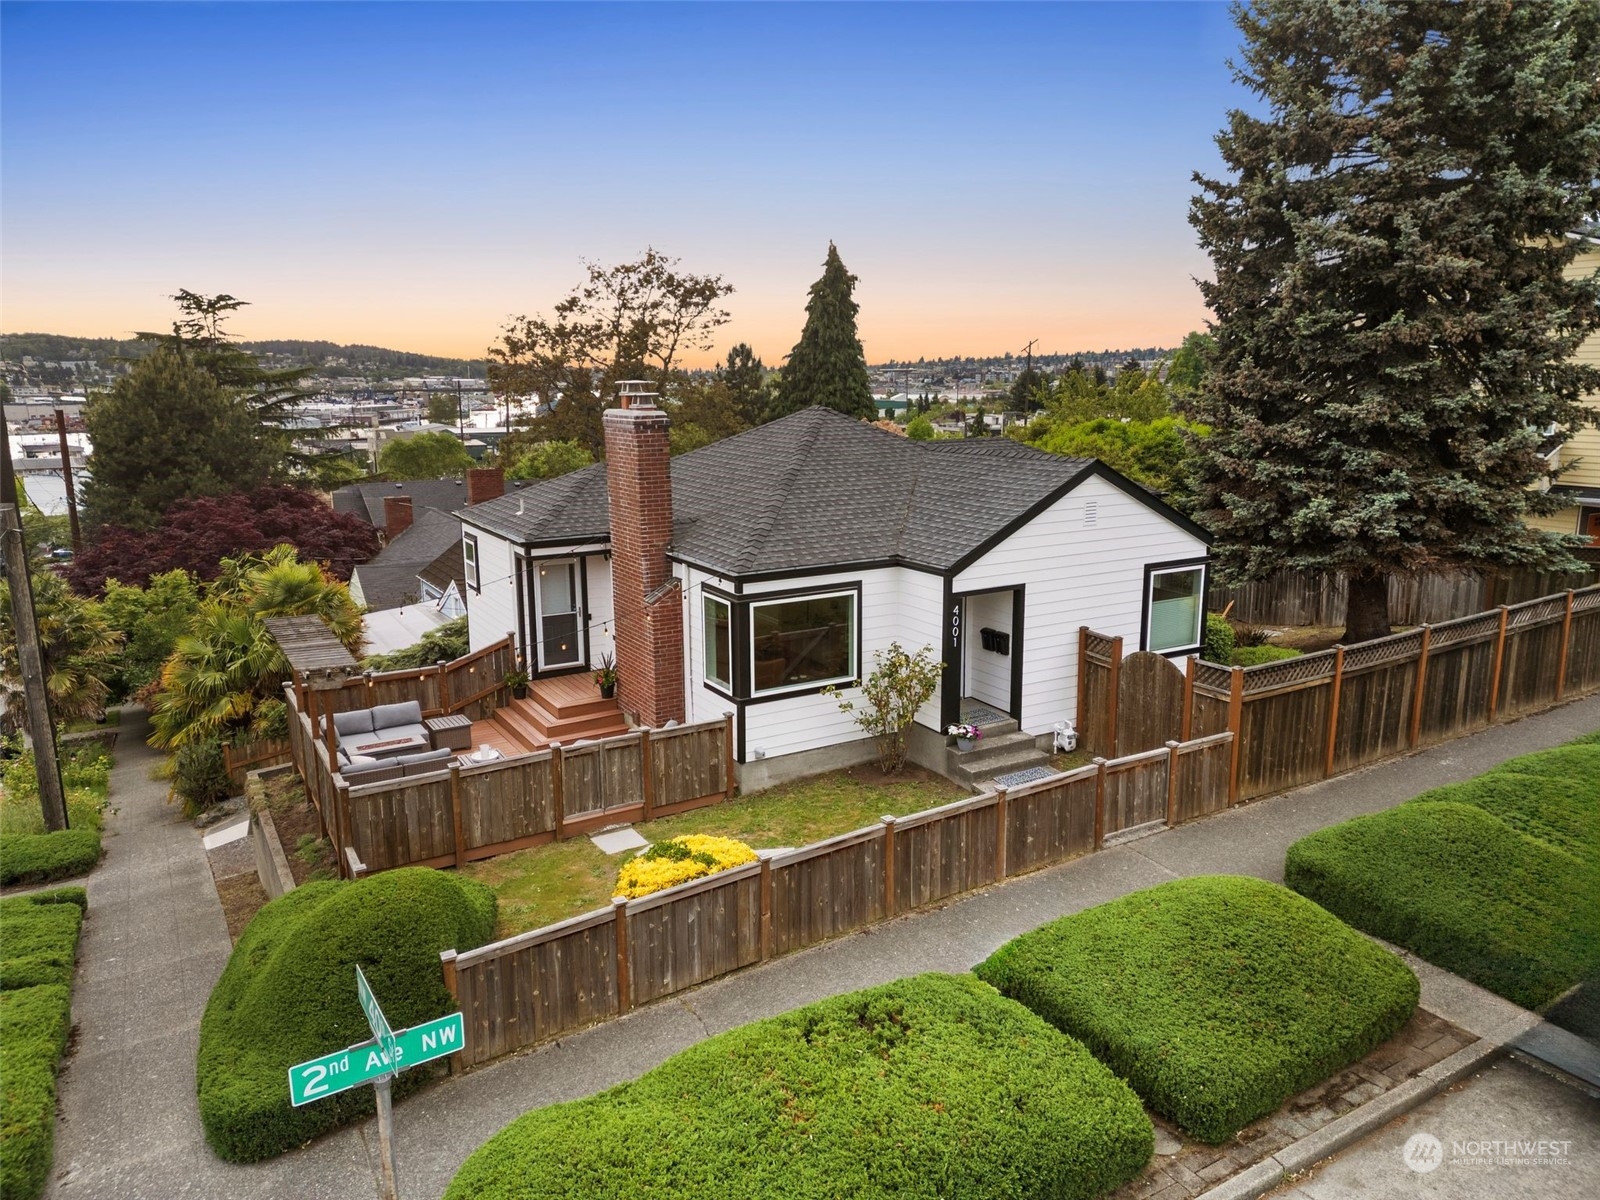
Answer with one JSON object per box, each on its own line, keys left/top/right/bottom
{"left": 459, "top": 389, "right": 1210, "bottom": 786}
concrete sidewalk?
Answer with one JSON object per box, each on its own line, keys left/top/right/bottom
{"left": 50, "top": 693, "right": 1600, "bottom": 1200}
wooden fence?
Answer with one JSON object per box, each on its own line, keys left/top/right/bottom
{"left": 1081, "top": 583, "right": 1600, "bottom": 804}
{"left": 438, "top": 731, "right": 1234, "bottom": 1069}
{"left": 1210, "top": 555, "right": 1600, "bottom": 628}
{"left": 222, "top": 737, "right": 294, "bottom": 791}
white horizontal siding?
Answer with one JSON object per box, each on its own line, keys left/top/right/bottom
{"left": 953, "top": 473, "right": 1208, "bottom": 736}
{"left": 963, "top": 589, "right": 1012, "bottom": 712}
{"left": 582, "top": 555, "right": 614, "bottom": 670}
{"left": 682, "top": 565, "right": 737, "bottom": 727}
{"left": 899, "top": 568, "right": 945, "bottom": 731}
{"left": 464, "top": 531, "right": 519, "bottom": 653}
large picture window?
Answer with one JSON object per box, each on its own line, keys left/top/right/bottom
{"left": 703, "top": 595, "right": 731, "bottom": 689}
{"left": 1146, "top": 564, "right": 1205, "bottom": 653}
{"left": 750, "top": 591, "right": 856, "bottom": 695}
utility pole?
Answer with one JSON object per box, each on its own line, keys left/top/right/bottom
{"left": 1021, "top": 338, "right": 1038, "bottom": 413}
{"left": 0, "top": 425, "right": 70, "bottom": 832}
{"left": 54, "top": 409, "right": 82, "bottom": 552}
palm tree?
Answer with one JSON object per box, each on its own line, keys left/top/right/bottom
{"left": 0, "top": 571, "right": 120, "bottom": 733}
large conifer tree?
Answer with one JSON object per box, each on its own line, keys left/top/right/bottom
{"left": 775, "top": 243, "right": 875, "bottom": 419}
{"left": 1185, "top": 0, "right": 1600, "bottom": 642}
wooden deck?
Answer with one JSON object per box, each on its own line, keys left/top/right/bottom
{"left": 481, "top": 674, "right": 630, "bottom": 753}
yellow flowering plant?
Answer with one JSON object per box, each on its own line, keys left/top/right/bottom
{"left": 615, "top": 834, "right": 758, "bottom": 900}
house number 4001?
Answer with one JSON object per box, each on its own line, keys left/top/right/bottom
{"left": 949, "top": 603, "right": 962, "bottom": 647}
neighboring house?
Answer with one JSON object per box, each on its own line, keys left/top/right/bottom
{"left": 1531, "top": 236, "right": 1600, "bottom": 545}
{"left": 332, "top": 472, "right": 525, "bottom": 534}
{"left": 459, "top": 391, "right": 1210, "bottom": 784}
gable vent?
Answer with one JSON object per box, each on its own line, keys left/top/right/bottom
{"left": 1084, "top": 500, "right": 1098, "bottom": 527}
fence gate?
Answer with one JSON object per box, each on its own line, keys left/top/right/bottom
{"left": 1114, "top": 651, "right": 1185, "bottom": 755}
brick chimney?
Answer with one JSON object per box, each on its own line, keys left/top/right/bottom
{"left": 603, "top": 382, "right": 685, "bottom": 727}
{"left": 382, "top": 495, "right": 414, "bottom": 539}
{"left": 467, "top": 466, "right": 504, "bottom": 505}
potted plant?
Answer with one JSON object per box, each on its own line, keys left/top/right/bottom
{"left": 947, "top": 722, "right": 983, "bottom": 752}
{"left": 504, "top": 668, "right": 530, "bottom": 700}
{"left": 594, "top": 651, "right": 618, "bottom": 699}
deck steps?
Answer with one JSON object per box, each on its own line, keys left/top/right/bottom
{"left": 489, "top": 679, "right": 630, "bottom": 751}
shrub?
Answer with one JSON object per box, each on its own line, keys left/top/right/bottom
{"left": 0, "top": 894, "right": 85, "bottom": 990}
{"left": 824, "top": 641, "right": 943, "bottom": 773}
{"left": 197, "top": 868, "right": 498, "bottom": 1162}
{"left": 614, "top": 834, "right": 757, "bottom": 899}
{"left": 1286, "top": 801, "right": 1599, "bottom": 1010}
{"left": 443, "top": 973, "right": 1152, "bottom": 1200}
{"left": 1202, "top": 613, "right": 1235, "bottom": 664}
{"left": 171, "top": 738, "right": 233, "bottom": 816}
{"left": 0, "top": 985, "right": 73, "bottom": 1200}
{"left": 1408, "top": 742, "right": 1599, "bottom": 864}
{"left": 975, "top": 875, "right": 1418, "bottom": 1143}
{"left": 1, "top": 747, "right": 111, "bottom": 885}
{"left": 0, "top": 830, "right": 103, "bottom": 888}
{"left": 1231, "top": 645, "right": 1302, "bottom": 667}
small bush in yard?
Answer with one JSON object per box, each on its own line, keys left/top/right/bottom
{"left": 614, "top": 834, "right": 757, "bottom": 900}
{"left": 1286, "top": 801, "right": 1598, "bottom": 1010}
{"left": 0, "top": 888, "right": 87, "bottom": 1200}
{"left": 197, "top": 868, "right": 497, "bottom": 1162}
{"left": 0, "top": 747, "right": 112, "bottom": 886}
{"left": 444, "top": 973, "right": 1152, "bottom": 1200}
{"left": 1231, "top": 645, "right": 1301, "bottom": 666}
{"left": 975, "top": 875, "right": 1418, "bottom": 1144}
{"left": 1202, "top": 613, "right": 1235, "bottom": 663}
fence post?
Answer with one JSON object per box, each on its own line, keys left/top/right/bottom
{"left": 449, "top": 763, "right": 466, "bottom": 869}
{"left": 881, "top": 816, "right": 897, "bottom": 917}
{"left": 1164, "top": 740, "right": 1180, "bottom": 827}
{"left": 1107, "top": 636, "right": 1124, "bottom": 758}
{"left": 1182, "top": 656, "right": 1196, "bottom": 741}
{"left": 1076, "top": 627, "right": 1089, "bottom": 744}
{"left": 639, "top": 729, "right": 655, "bottom": 822}
{"left": 613, "top": 898, "right": 632, "bottom": 1014}
{"left": 759, "top": 856, "right": 774, "bottom": 961}
{"left": 993, "top": 788, "right": 1009, "bottom": 881}
{"left": 438, "top": 950, "right": 463, "bottom": 1074}
{"left": 1324, "top": 645, "right": 1345, "bottom": 779}
{"left": 723, "top": 712, "right": 737, "bottom": 798}
{"left": 1556, "top": 590, "right": 1575, "bottom": 701}
{"left": 551, "top": 743, "right": 566, "bottom": 841}
{"left": 1226, "top": 666, "right": 1244, "bottom": 807}
{"left": 336, "top": 781, "right": 355, "bottom": 878}
{"left": 437, "top": 659, "right": 451, "bottom": 713}
{"left": 1409, "top": 625, "right": 1432, "bottom": 749}
{"left": 1092, "top": 757, "right": 1107, "bottom": 850}
{"left": 1488, "top": 605, "right": 1510, "bottom": 723}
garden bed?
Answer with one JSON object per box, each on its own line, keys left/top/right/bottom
{"left": 975, "top": 875, "right": 1419, "bottom": 1143}
{"left": 0, "top": 746, "right": 113, "bottom": 889}
{"left": 0, "top": 887, "right": 87, "bottom": 1200}
{"left": 443, "top": 973, "right": 1153, "bottom": 1200}
{"left": 465, "top": 765, "right": 966, "bottom": 938}
{"left": 1286, "top": 734, "right": 1600, "bottom": 1011}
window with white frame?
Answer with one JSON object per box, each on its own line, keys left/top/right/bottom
{"left": 1146, "top": 564, "right": 1205, "bottom": 653}
{"left": 750, "top": 591, "right": 856, "bottom": 694}
{"left": 703, "top": 595, "right": 732, "bottom": 689}
{"left": 463, "top": 534, "right": 479, "bottom": 590}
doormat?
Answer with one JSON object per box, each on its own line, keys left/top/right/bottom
{"left": 993, "top": 766, "right": 1055, "bottom": 788}
{"left": 960, "top": 703, "right": 1009, "bottom": 726}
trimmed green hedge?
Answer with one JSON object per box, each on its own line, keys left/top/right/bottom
{"left": 197, "top": 868, "right": 498, "bottom": 1163}
{"left": 0, "top": 746, "right": 112, "bottom": 886}
{"left": 0, "top": 888, "right": 87, "bottom": 1200}
{"left": 1286, "top": 801, "right": 1599, "bottom": 1010}
{"left": 444, "top": 973, "right": 1152, "bottom": 1200}
{"left": 975, "top": 876, "right": 1418, "bottom": 1144}
{"left": 0, "top": 829, "right": 103, "bottom": 888}
{"left": 1408, "top": 742, "right": 1600, "bottom": 864}
{"left": 1231, "top": 645, "right": 1302, "bottom": 667}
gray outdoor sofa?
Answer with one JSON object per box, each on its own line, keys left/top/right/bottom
{"left": 339, "top": 747, "right": 454, "bottom": 785}
{"left": 331, "top": 701, "right": 429, "bottom": 760}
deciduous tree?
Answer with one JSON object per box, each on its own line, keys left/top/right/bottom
{"left": 378, "top": 431, "right": 473, "bottom": 480}
{"left": 773, "top": 243, "right": 875, "bottom": 420}
{"left": 1186, "top": 0, "right": 1600, "bottom": 642}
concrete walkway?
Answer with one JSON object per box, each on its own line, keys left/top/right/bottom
{"left": 46, "top": 693, "right": 1600, "bottom": 1200}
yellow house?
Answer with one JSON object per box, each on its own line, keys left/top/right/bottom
{"left": 1531, "top": 237, "right": 1600, "bottom": 544}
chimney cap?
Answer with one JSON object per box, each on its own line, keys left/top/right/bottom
{"left": 616, "top": 380, "right": 659, "bottom": 410}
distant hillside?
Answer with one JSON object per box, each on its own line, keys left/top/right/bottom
{"left": 1, "top": 332, "right": 485, "bottom": 380}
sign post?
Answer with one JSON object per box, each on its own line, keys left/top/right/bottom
{"left": 287, "top": 968, "right": 467, "bottom": 1200}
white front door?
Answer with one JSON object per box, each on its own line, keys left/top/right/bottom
{"left": 534, "top": 559, "right": 584, "bottom": 670}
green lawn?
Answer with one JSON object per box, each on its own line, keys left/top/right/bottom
{"left": 1286, "top": 734, "right": 1600, "bottom": 1010}
{"left": 464, "top": 767, "right": 967, "bottom": 938}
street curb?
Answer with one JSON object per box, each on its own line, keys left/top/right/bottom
{"left": 1193, "top": 1039, "right": 1505, "bottom": 1199}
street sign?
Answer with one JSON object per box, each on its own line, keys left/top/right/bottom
{"left": 287, "top": 1013, "right": 466, "bottom": 1107}
{"left": 356, "top": 964, "right": 397, "bottom": 1064}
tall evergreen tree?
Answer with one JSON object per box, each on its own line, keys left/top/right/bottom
{"left": 717, "top": 342, "right": 769, "bottom": 426}
{"left": 1186, "top": 0, "right": 1600, "bottom": 643}
{"left": 774, "top": 243, "right": 875, "bottom": 419}
{"left": 81, "top": 346, "right": 276, "bottom": 531}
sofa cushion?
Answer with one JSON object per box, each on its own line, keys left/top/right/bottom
{"left": 371, "top": 701, "right": 423, "bottom": 730}
{"left": 341, "top": 759, "right": 403, "bottom": 784}
{"left": 399, "top": 748, "right": 454, "bottom": 776}
{"left": 333, "top": 708, "right": 375, "bottom": 736}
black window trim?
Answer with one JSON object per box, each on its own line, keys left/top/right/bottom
{"left": 1140, "top": 556, "right": 1210, "bottom": 656}
{"left": 748, "top": 585, "right": 861, "bottom": 698}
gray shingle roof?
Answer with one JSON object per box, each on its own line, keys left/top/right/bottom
{"left": 459, "top": 407, "right": 1112, "bottom": 577}
{"left": 351, "top": 507, "right": 463, "bottom": 611}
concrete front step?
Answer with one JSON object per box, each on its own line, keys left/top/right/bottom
{"left": 952, "top": 749, "right": 1053, "bottom": 787}
{"left": 959, "top": 715, "right": 1019, "bottom": 738}
{"left": 951, "top": 729, "right": 1039, "bottom": 768}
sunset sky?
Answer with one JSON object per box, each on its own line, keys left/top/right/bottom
{"left": 1, "top": 1, "right": 1245, "bottom": 367}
